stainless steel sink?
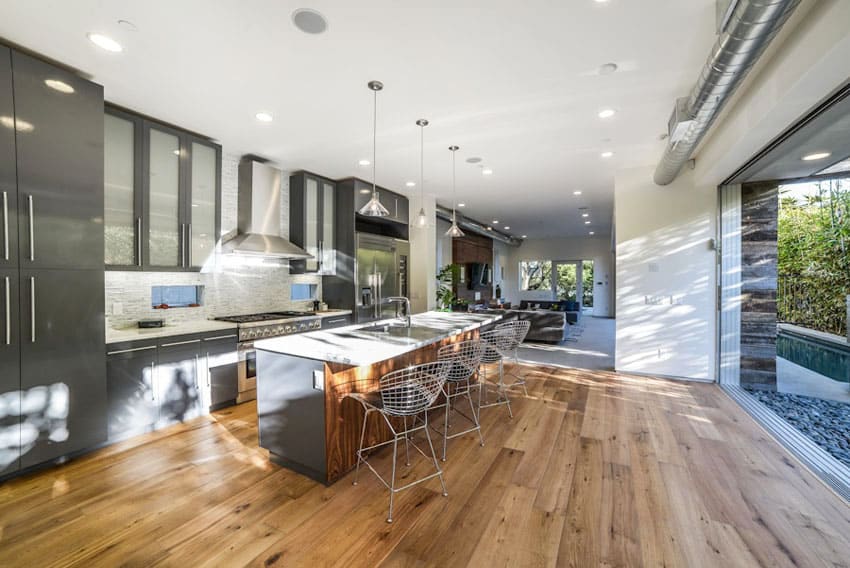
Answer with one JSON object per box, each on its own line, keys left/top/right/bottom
{"left": 358, "top": 323, "right": 443, "bottom": 340}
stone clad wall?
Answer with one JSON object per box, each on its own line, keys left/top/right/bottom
{"left": 740, "top": 182, "right": 779, "bottom": 389}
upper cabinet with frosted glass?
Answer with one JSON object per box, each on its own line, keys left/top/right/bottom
{"left": 104, "top": 106, "right": 220, "bottom": 271}
{"left": 289, "top": 171, "right": 335, "bottom": 275}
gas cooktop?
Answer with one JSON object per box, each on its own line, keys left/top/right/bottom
{"left": 215, "top": 311, "right": 315, "bottom": 324}
{"left": 215, "top": 311, "right": 322, "bottom": 341}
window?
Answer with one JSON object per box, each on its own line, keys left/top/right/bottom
{"left": 151, "top": 285, "right": 203, "bottom": 308}
{"left": 291, "top": 283, "right": 318, "bottom": 301}
{"left": 519, "top": 260, "right": 552, "bottom": 291}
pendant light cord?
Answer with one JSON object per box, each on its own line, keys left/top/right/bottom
{"left": 420, "top": 125, "right": 424, "bottom": 208}
{"left": 452, "top": 148, "right": 457, "bottom": 222}
{"left": 372, "top": 89, "right": 377, "bottom": 198}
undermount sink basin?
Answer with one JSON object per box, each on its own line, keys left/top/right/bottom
{"left": 358, "top": 323, "right": 443, "bottom": 339}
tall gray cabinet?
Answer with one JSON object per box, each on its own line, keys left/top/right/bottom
{"left": 0, "top": 46, "right": 107, "bottom": 476}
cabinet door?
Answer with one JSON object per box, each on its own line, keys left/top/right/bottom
{"left": 304, "top": 176, "right": 320, "bottom": 272}
{"left": 395, "top": 195, "right": 409, "bottom": 225}
{"left": 0, "top": 47, "right": 17, "bottom": 269}
{"left": 12, "top": 51, "right": 104, "bottom": 270}
{"left": 19, "top": 269, "right": 107, "bottom": 468}
{"left": 202, "top": 334, "right": 238, "bottom": 409}
{"left": 186, "top": 139, "right": 220, "bottom": 270}
{"left": 145, "top": 124, "right": 185, "bottom": 268}
{"left": 156, "top": 338, "right": 202, "bottom": 427}
{"left": 320, "top": 180, "right": 335, "bottom": 274}
{"left": 0, "top": 269, "right": 20, "bottom": 475}
{"left": 106, "top": 343, "right": 157, "bottom": 439}
{"left": 104, "top": 109, "right": 143, "bottom": 268}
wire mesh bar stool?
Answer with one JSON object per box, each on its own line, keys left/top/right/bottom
{"left": 478, "top": 326, "right": 516, "bottom": 417}
{"left": 347, "top": 360, "right": 450, "bottom": 523}
{"left": 495, "top": 319, "right": 531, "bottom": 396}
{"left": 431, "top": 339, "right": 485, "bottom": 461}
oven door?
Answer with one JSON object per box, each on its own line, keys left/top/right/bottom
{"left": 237, "top": 342, "right": 257, "bottom": 402}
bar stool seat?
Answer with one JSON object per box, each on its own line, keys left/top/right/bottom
{"left": 347, "top": 360, "right": 450, "bottom": 523}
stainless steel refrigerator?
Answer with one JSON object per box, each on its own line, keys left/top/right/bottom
{"left": 355, "top": 233, "right": 409, "bottom": 323}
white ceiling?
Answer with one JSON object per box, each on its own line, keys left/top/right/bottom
{"left": 0, "top": 0, "right": 717, "bottom": 239}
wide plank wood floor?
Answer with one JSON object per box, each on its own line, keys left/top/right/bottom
{"left": 2, "top": 364, "right": 850, "bottom": 567}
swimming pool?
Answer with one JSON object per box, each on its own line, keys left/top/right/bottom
{"left": 777, "top": 327, "right": 850, "bottom": 383}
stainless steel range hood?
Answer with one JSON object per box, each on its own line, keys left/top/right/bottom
{"left": 222, "top": 158, "right": 312, "bottom": 259}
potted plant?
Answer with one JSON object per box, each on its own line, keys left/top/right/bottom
{"left": 436, "top": 264, "right": 461, "bottom": 311}
{"left": 451, "top": 298, "right": 470, "bottom": 312}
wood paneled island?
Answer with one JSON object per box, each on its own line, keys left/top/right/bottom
{"left": 254, "top": 311, "right": 501, "bottom": 484}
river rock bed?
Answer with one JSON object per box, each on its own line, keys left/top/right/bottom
{"left": 745, "top": 388, "right": 850, "bottom": 467}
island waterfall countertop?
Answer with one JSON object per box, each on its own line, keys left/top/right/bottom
{"left": 254, "top": 311, "right": 503, "bottom": 366}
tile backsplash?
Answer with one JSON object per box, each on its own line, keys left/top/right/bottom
{"left": 105, "top": 152, "right": 321, "bottom": 329}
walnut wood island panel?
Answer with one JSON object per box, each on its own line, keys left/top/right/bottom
{"left": 253, "top": 312, "right": 501, "bottom": 484}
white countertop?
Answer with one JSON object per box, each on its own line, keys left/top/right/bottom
{"left": 254, "top": 311, "right": 502, "bottom": 366}
{"left": 106, "top": 320, "right": 239, "bottom": 345}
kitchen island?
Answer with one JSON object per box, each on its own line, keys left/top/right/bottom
{"left": 254, "top": 311, "right": 502, "bottom": 483}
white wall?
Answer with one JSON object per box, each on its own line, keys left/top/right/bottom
{"left": 408, "top": 195, "right": 437, "bottom": 313}
{"left": 614, "top": 166, "right": 716, "bottom": 381}
{"left": 503, "top": 236, "right": 614, "bottom": 317}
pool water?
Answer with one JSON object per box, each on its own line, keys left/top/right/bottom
{"left": 778, "top": 329, "right": 850, "bottom": 383}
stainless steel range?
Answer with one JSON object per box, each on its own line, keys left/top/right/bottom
{"left": 214, "top": 311, "right": 322, "bottom": 402}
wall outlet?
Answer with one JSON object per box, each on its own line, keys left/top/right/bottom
{"left": 112, "top": 302, "right": 124, "bottom": 316}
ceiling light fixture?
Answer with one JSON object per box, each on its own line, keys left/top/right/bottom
{"left": 597, "top": 108, "right": 616, "bottom": 119}
{"left": 0, "top": 115, "right": 34, "bottom": 133}
{"left": 802, "top": 152, "right": 831, "bottom": 161}
{"left": 600, "top": 151, "right": 614, "bottom": 158}
{"left": 291, "top": 8, "right": 328, "bottom": 34}
{"left": 582, "top": 213, "right": 589, "bottom": 218}
{"left": 415, "top": 118, "right": 429, "bottom": 229}
{"left": 521, "top": 235, "right": 527, "bottom": 238}
{"left": 504, "top": 226, "right": 510, "bottom": 230}
{"left": 44, "top": 79, "right": 74, "bottom": 94}
{"left": 599, "top": 62, "right": 618, "bottom": 75}
{"left": 255, "top": 112, "right": 273, "bottom": 122}
{"left": 589, "top": 231, "right": 595, "bottom": 235}
{"left": 445, "top": 146, "right": 465, "bottom": 238}
{"left": 406, "top": 181, "right": 416, "bottom": 187}
{"left": 585, "top": 221, "right": 591, "bottom": 225}
{"left": 358, "top": 159, "right": 370, "bottom": 166}
{"left": 87, "top": 32, "right": 123, "bottom": 52}
{"left": 458, "top": 202, "right": 465, "bottom": 207}
{"left": 573, "top": 190, "right": 582, "bottom": 195}
{"left": 358, "top": 81, "right": 390, "bottom": 217}
{"left": 466, "top": 157, "right": 482, "bottom": 164}
{"left": 482, "top": 168, "right": 493, "bottom": 175}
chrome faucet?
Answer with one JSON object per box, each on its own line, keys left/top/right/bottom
{"left": 386, "top": 296, "right": 411, "bottom": 328}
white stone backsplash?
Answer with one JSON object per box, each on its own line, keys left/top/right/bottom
{"left": 105, "top": 152, "right": 321, "bottom": 329}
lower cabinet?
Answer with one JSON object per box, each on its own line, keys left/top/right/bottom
{"left": 106, "top": 331, "right": 238, "bottom": 441}
{"left": 321, "top": 314, "right": 352, "bottom": 330}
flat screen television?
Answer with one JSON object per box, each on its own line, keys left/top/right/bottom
{"left": 467, "top": 262, "right": 490, "bottom": 290}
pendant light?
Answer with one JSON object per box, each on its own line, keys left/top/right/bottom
{"left": 415, "top": 119, "right": 429, "bottom": 228}
{"left": 358, "top": 80, "right": 390, "bottom": 217}
{"left": 445, "top": 145, "right": 465, "bottom": 238}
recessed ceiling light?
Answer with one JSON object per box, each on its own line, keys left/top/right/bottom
{"left": 802, "top": 152, "right": 831, "bottom": 161}
{"left": 255, "top": 112, "right": 273, "bottom": 122}
{"left": 87, "top": 33, "right": 123, "bottom": 52}
{"left": 358, "top": 159, "right": 370, "bottom": 166}
{"left": 599, "top": 62, "right": 618, "bottom": 75}
{"left": 582, "top": 213, "right": 589, "bottom": 218}
{"left": 504, "top": 226, "right": 510, "bottom": 230}
{"left": 573, "top": 190, "right": 582, "bottom": 196}
{"left": 584, "top": 221, "right": 591, "bottom": 225}
{"left": 291, "top": 8, "right": 328, "bottom": 34}
{"left": 117, "top": 19, "right": 138, "bottom": 32}
{"left": 359, "top": 189, "right": 371, "bottom": 194}
{"left": 172, "top": 149, "right": 180, "bottom": 156}
{"left": 482, "top": 168, "right": 493, "bottom": 175}
{"left": 405, "top": 181, "right": 416, "bottom": 187}
{"left": 458, "top": 202, "right": 465, "bottom": 207}
{"left": 492, "top": 220, "right": 499, "bottom": 224}
{"left": 0, "top": 115, "right": 34, "bottom": 133}
{"left": 486, "top": 226, "right": 493, "bottom": 231}
{"left": 521, "top": 234, "right": 527, "bottom": 238}
{"left": 594, "top": 0, "right": 610, "bottom": 3}
{"left": 600, "top": 151, "right": 614, "bottom": 158}
{"left": 589, "top": 231, "right": 595, "bottom": 235}
{"left": 598, "top": 108, "right": 616, "bottom": 119}
{"left": 466, "top": 157, "right": 482, "bottom": 164}
{"left": 44, "top": 79, "right": 74, "bottom": 94}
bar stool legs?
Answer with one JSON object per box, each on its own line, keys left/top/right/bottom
{"left": 436, "top": 377, "right": 485, "bottom": 461}
{"left": 477, "top": 359, "right": 514, "bottom": 418}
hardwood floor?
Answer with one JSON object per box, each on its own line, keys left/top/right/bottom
{"left": 2, "top": 364, "right": 850, "bottom": 567}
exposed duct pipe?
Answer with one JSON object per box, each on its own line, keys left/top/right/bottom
{"left": 654, "top": 0, "right": 800, "bottom": 186}
{"left": 435, "top": 205, "right": 522, "bottom": 246}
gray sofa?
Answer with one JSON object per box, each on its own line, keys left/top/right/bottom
{"left": 476, "top": 308, "right": 569, "bottom": 343}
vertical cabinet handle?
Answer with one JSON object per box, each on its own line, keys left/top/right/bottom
{"left": 206, "top": 353, "right": 211, "bottom": 387}
{"left": 4, "top": 276, "right": 9, "bottom": 345}
{"left": 136, "top": 217, "right": 142, "bottom": 267}
{"left": 318, "top": 240, "right": 323, "bottom": 272}
{"left": 187, "top": 223, "right": 192, "bottom": 268}
{"left": 28, "top": 195, "right": 34, "bottom": 261}
{"left": 30, "top": 276, "right": 35, "bottom": 343}
{"left": 2, "top": 191, "right": 8, "bottom": 261}
{"left": 150, "top": 362, "right": 156, "bottom": 402}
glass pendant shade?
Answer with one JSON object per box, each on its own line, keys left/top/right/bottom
{"left": 358, "top": 80, "right": 389, "bottom": 217}
{"left": 360, "top": 191, "right": 390, "bottom": 217}
{"left": 445, "top": 219, "right": 465, "bottom": 238}
{"left": 416, "top": 207, "right": 428, "bottom": 228}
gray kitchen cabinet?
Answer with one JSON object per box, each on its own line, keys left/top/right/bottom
{"left": 106, "top": 107, "right": 221, "bottom": 272}
{"left": 0, "top": 269, "right": 20, "bottom": 475}
{"left": 0, "top": 47, "right": 17, "bottom": 270}
{"left": 12, "top": 50, "right": 104, "bottom": 271}
{"left": 202, "top": 332, "right": 239, "bottom": 410}
{"left": 290, "top": 172, "right": 335, "bottom": 274}
{"left": 156, "top": 336, "right": 203, "bottom": 427}
{"left": 106, "top": 340, "right": 158, "bottom": 440}
{"left": 320, "top": 314, "right": 352, "bottom": 330}
{"left": 19, "top": 269, "right": 107, "bottom": 468}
